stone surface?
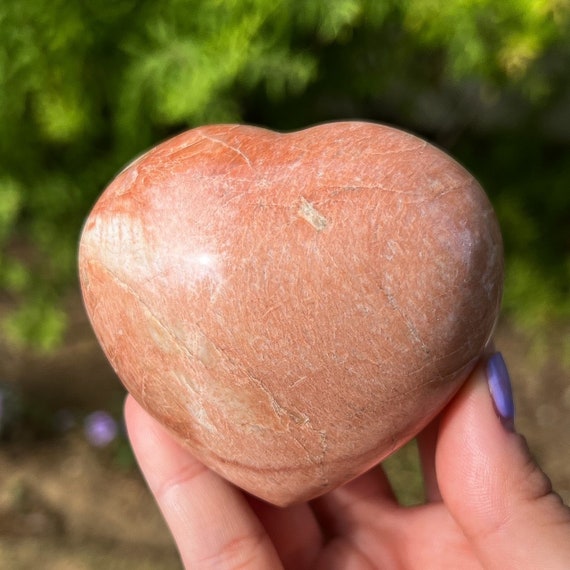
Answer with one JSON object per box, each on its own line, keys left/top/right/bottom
{"left": 78, "top": 122, "right": 503, "bottom": 506}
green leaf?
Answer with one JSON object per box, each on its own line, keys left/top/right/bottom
{"left": 0, "top": 177, "right": 22, "bottom": 241}
{"left": 0, "top": 258, "right": 30, "bottom": 294}
{"left": 2, "top": 301, "right": 67, "bottom": 353}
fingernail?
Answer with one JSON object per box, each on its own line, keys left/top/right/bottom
{"left": 486, "top": 352, "right": 515, "bottom": 429}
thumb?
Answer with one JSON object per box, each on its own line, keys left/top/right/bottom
{"left": 436, "top": 353, "right": 570, "bottom": 570}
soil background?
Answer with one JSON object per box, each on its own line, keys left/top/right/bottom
{"left": 1, "top": 292, "right": 569, "bottom": 569}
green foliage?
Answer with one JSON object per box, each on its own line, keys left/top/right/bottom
{"left": 453, "top": 133, "right": 570, "bottom": 329}
{"left": 0, "top": 0, "right": 569, "bottom": 348}
{"left": 401, "top": 0, "right": 566, "bottom": 82}
{"left": 0, "top": 178, "right": 22, "bottom": 242}
{"left": 382, "top": 438, "right": 423, "bottom": 506}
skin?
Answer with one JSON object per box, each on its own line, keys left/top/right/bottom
{"left": 125, "top": 360, "right": 570, "bottom": 569}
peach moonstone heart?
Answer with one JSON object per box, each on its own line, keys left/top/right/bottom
{"left": 79, "top": 122, "right": 503, "bottom": 506}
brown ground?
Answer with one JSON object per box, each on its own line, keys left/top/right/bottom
{"left": 0, "top": 292, "right": 569, "bottom": 569}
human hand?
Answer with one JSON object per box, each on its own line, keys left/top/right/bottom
{"left": 125, "top": 353, "right": 570, "bottom": 569}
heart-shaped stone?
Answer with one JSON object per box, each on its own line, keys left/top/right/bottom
{"left": 79, "top": 122, "right": 503, "bottom": 506}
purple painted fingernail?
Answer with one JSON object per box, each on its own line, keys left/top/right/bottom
{"left": 486, "top": 352, "right": 515, "bottom": 425}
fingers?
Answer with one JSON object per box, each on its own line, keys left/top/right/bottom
{"left": 124, "top": 396, "right": 283, "bottom": 570}
{"left": 311, "top": 462, "right": 397, "bottom": 539}
{"left": 415, "top": 338, "right": 498, "bottom": 503}
{"left": 436, "top": 355, "right": 570, "bottom": 569}
{"left": 246, "top": 497, "right": 323, "bottom": 569}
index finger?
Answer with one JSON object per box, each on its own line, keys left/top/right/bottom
{"left": 124, "top": 395, "right": 283, "bottom": 569}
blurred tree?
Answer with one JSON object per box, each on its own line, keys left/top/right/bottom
{"left": 0, "top": 0, "right": 568, "bottom": 349}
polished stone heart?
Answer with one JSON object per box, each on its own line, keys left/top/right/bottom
{"left": 79, "top": 122, "right": 503, "bottom": 506}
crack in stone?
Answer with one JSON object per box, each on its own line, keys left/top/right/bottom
{"left": 383, "top": 288, "right": 429, "bottom": 356}
{"left": 245, "top": 371, "right": 329, "bottom": 477}
{"left": 245, "top": 372, "right": 309, "bottom": 426}
{"left": 291, "top": 428, "right": 329, "bottom": 488}
{"left": 197, "top": 131, "right": 253, "bottom": 169}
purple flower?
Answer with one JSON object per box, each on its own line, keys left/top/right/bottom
{"left": 84, "top": 411, "right": 118, "bottom": 447}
